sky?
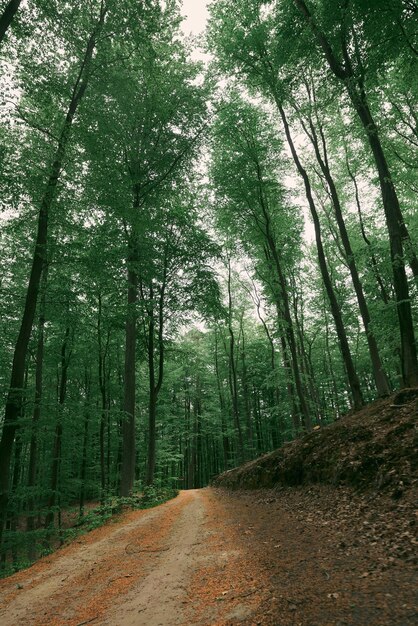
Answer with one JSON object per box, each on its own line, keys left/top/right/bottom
{"left": 180, "top": 0, "right": 210, "bottom": 36}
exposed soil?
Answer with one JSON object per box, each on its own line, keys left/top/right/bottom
{"left": 1, "top": 393, "right": 417, "bottom": 624}
{"left": 0, "top": 485, "right": 416, "bottom": 625}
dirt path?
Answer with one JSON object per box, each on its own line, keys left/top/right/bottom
{"left": 0, "top": 487, "right": 416, "bottom": 625}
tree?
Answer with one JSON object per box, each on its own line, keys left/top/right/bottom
{"left": 0, "top": 0, "right": 108, "bottom": 543}
{"left": 211, "top": 97, "right": 315, "bottom": 427}
{"left": 84, "top": 3, "right": 209, "bottom": 494}
{"left": 0, "top": 0, "right": 21, "bottom": 45}
{"left": 291, "top": 0, "right": 418, "bottom": 385}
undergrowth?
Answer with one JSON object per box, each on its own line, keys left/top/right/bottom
{"left": 0, "top": 486, "right": 178, "bottom": 579}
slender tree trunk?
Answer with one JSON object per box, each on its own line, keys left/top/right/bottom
{"left": 252, "top": 386, "right": 263, "bottom": 453}
{"left": 184, "top": 386, "right": 193, "bottom": 489}
{"left": 278, "top": 103, "right": 364, "bottom": 410}
{"left": 10, "top": 434, "right": 23, "bottom": 567}
{"left": 146, "top": 383, "right": 157, "bottom": 487}
{"left": 0, "top": 0, "right": 21, "bottom": 44}
{"left": 291, "top": 281, "right": 321, "bottom": 422}
{"left": 146, "top": 302, "right": 157, "bottom": 487}
{"left": 145, "top": 255, "right": 167, "bottom": 486}
{"left": 255, "top": 167, "right": 311, "bottom": 431}
{"left": 214, "top": 330, "right": 230, "bottom": 468}
{"left": 120, "top": 252, "right": 138, "bottom": 496}
{"left": 106, "top": 375, "right": 112, "bottom": 493}
{"left": 45, "top": 325, "right": 72, "bottom": 532}
{"left": 239, "top": 315, "right": 254, "bottom": 454}
{"left": 79, "top": 370, "right": 91, "bottom": 518}
{"left": 324, "top": 302, "right": 342, "bottom": 418}
{"left": 279, "top": 332, "right": 300, "bottom": 433}
{"left": 293, "top": 0, "right": 418, "bottom": 386}
{"left": 346, "top": 93, "right": 417, "bottom": 385}
{"left": 227, "top": 260, "right": 244, "bottom": 462}
{"left": 26, "top": 264, "right": 48, "bottom": 560}
{"left": 252, "top": 286, "right": 287, "bottom": 438}
{"left": 0, "top": 6, "right": 107, "bottom": 542}
{"left": 302, "top": 111, "right": 390, "bottom": 396}
{"left": 195, "top": 377, "right": 202, "bottom": 488}
{"left": 97, "top": 295, "right": 110, "bottom": 500}
{"left": 344, "top": 151, "right": 391, "bottom": 305}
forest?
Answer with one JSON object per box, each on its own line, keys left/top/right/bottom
{"left": 0, "top": 0, "right": 417, "bottom": 575}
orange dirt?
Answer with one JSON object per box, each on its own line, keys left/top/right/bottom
{"left": 0, "top": 488, "right": 416, "bottom": 625}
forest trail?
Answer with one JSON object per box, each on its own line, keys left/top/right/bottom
{"left": 0, "top": 487, "right": 416, "bottom": 626}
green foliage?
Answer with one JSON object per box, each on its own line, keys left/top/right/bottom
{"left": 140, "top": 486, "right": 179, "bottom": 509}
{"left": 0, "top": 0, "right": 417, "bottom": 575}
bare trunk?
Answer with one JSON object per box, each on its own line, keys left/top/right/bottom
{"left": 278, "top": 102, "right": 363, "bottom": 410}
{"left": 79, "top": 371, "right": 91, "bottom": 517}
{"left": 0, "top": 0, "right": 21, "bottom": 44}
{"left": 294, "top": 0, "right": 418, "bottom": 386}
{"left": 145, "top": 285, "right": 156, "bottom": 486}
{"left": 255, "top": 162, "right": 311, "bottom": 431}
{"left": 351, "top": 93, "right": 418, "bottom": 385}
{"left": 120, "top": 261, "right": 138, "bottom": 496}
{"left": 145, "top": 255, "right": 167, "bottom": 487}
{"left": 26, "top": 264, "right": 48, "bottom": 560}
{"left": 44, "top": 325, "right": 71, "bottom": 532}
{"left": 0, "top": 6, "right": 106, "bottom": 543}
{"left": 304, "top": 114, "right": 390, "bottom": 396}
{"left": 97, "top": 295, "right": 110, "bottom": 500}
{"left": 344, "top": 152, "right": 391, "bottom": 304}
{"left": 214, "top": 330, "right": 230, "bottom": 468}
{"left": 239, "top": 316, "right": 254, "bottom": 453}
{"left": 227, "top": 260, "right": 244, "bottom": 462}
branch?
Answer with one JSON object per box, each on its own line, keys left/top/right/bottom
{"left": 6, "top": 101, "right": 59, "bottom": 143}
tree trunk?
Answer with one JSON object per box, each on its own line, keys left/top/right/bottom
{"left": 145, "top": 302, "right": 157, "bottom": 487}
{"left": 146, "top": 378, "right": 157, "bottom": 487}
{"left": 214, "top": 330, "right": 230, "bottom": 469}
{"left": 324, "top": 300, "right": 342, "bottom": 418}
{"left": 79, "top": 370, "right": 91, "bottom": 518}
{"left": 227, "top": 260, "right": 244, "bottom": 462}
{"left": 278, "top": 102, "right": 364, "bottom": 410}
{"left": 0, "top": 5, "right": 107, "bottom": 543}
{"left": 291, "top": 278, "right": 321, "bottom": 422}
{"left": 293, "top": 0, "right": 418, "bottom": 386}
{"left": 145, "top": 254, "right": 167, "bottom": 486}
{"left": 252, "top": 286, "right": 288, "bottom": 438}
{"left": 239, "top": 315, "right": 254, "bottom": 454}
{"left": 120, "top": 256, "right": 138, "bottom": 496}
{"left": 44, "top": 325, "right": 72, "bottom": 532}
{"left": 97, "top": 295, "right": 110, "bottom": 500}
{"left": 194, "top": 377, "right": 202, "bottom": 488}
{"left": 0, "top": 0, "right": 21, "bottom": 44}
{"left": 26, "top": 264, "right": 48, "bottom": 560}
{"left": 255, "top": 166, "right": 311, "bottom": 431}
{"left": 270, "top": 245, "right": 311, "bottom": 431}
{"left": 303, "top": 111, "right": 390, "bottom": 396}
{"left": 351, "top": 92, "right": 418, "bottom": 385}
{"left": 344, "top": 151, "right": 391, "bottom": 304}
{"left": 280, "top": 332, "right": 300, "bottom": 433}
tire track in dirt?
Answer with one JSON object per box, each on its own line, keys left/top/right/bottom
{"left": 0, "top": 491, "right": 196, "bottom": 625}
{"left": 101, "top": 489, "right": 206, "bottom": 625}
{"left": 2, "top": 487, "right": 414, "bottom": 625}
{"left": 0, "top": 489, "right": 270, "bottom": 626}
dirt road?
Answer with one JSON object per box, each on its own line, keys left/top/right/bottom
{"left": 0, "top": 487, "right": 416, "bottom": 625}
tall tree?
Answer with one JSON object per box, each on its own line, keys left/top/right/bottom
{"left": 291, "top": 0, "right": 418, "bottom": 385}
{"left": 211, "top": 98, "right": 314, "bottom": 428}
{"left": 0, "top": 0, "right": 21, "bottom": 45}
{"left": 0, "top": 0, "right": 108, "bottom": 542}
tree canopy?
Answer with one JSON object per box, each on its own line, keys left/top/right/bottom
{"left": 0, "top": 0, "right": 416, "bottom": 574}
